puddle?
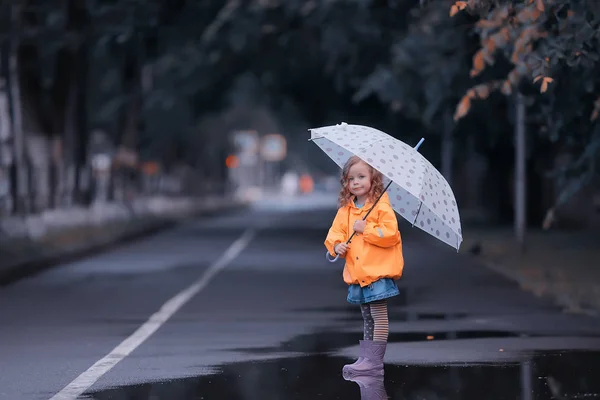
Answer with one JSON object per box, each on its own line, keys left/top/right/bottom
{"left": 224, "top": 330, "right": 519, "bottom": 355}
{"left": 84, "top": 351, "right": 600, "bottom": 400}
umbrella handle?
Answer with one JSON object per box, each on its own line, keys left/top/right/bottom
{"left": 326, "top": 251, "right": 340, "bottom": 262}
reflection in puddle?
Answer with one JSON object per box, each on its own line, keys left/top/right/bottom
{"left": 84, "top": 351, "right": 600, "bottom": 400}
{"left": 346, "top": 374, "right": 388, "bottom": 400}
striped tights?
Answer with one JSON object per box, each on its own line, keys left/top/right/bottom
{"left": 359, "top": 299, "right": 389, "bottom": 342}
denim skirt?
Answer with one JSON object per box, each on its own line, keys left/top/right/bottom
{"left": 347, "top": 278, "right": 400, "bottom": 305}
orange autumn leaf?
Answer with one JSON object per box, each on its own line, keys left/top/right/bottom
{"left": 471, "top": 50, "right": 485, "bottom": 77}
{"left": 534, "top": 75, "right": 554, "bottom": 93}
{"left": 449, "top": 1, "right": 467, "bottom": 16}
{"left": 486, "top": 37, "right": 497, "bottom": 53}
{"left": 450, "top": 4, "right": 459, "bottom": 16}
{"left": 454, "top": 81, "right": 503, "bottom": 121}
{"left": 487, "top": 29, "right": 510, "bottom": 52}
{"left": 511, "top": 26, "right": 543, "bottom": 63}
{"left": 501, "top": 80, "right": 512, "bottom": 95}
{"left": 536, "top": 0, "right": 545, "bottom": 12}
{"left": 454, "top": 96, "right": 471, "bottom": 121}
{"left": 476, "top": 19, "right": 503, "bottom": 29}
{"left": 473, "top": 84, "right": 491, "bottom": 99}
{"left": 591, "top": 98, "right": 600, "bottom": 121}
{"left": 540, "top": 77, "right": 553, "bottom": 93}
{"left": 515, "top": 6, "right": 542, "bottom": 23}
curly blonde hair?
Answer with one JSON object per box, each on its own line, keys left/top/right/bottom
{"left": 338, "top": 155, "right": 384, "bottom": 208}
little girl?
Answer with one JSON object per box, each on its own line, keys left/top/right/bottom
{"left": 324, "top": 155, "right": 404, "bottom": 379}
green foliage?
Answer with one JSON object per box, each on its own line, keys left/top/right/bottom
{"left": 6, "top": 0, "right": 600, "bottom": 210}
{"left": 354, "top": 3, "right": 473, "bottom": 131}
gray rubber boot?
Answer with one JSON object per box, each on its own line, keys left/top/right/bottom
{"left": 342, "top": 340, "right": 386, "bottom": 379}
{"left": 342, "top": 340, "right": 367, "bottom": 370}
{"left": 345, "top": 374, "right": 388, "bottom": 400}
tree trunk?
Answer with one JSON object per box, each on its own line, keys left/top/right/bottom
{"left": 113, "top": 33, "right": 144, "bottom": 202}
{"left": 62, "top": 77, "right": 78, "bottom": 207}
{"left": 50, "top": 46, "right": 70, "bottom": 208}
{"left": 7, "top": 4, "right": 29, "bottom": 215}
{"left": 52, "top": 0, "right": 90, "bottom": 207}
{"left": 75, "top": 40, "right": 90, "bottom": 206}
{"left": 514, "top": 92, "right": 527, "bottom": 253}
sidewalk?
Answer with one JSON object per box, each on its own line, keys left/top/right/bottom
{"left": 461, "top": 226, "right": 600, "bottom": 316}
{"left": 0, "top": 195, "right": 248, "bottom": 285}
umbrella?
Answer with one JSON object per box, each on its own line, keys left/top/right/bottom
{"left": 309, "top": 122, "right": 462, "bottom": 261}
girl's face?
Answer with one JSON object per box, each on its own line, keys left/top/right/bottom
{"left": 347, "top": 161, "right": 372, "bottom": 199}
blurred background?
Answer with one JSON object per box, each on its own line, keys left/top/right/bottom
{"left": 0, "top": 0, "right": 598, "bottom": 244}
{"left": 1, "top": 2, "right": 600, "bottom": 397}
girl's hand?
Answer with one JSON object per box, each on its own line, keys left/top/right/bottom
{"left": 353, "top": 220, "right": 366, "bottom": 233}
{"left": 334, "top": 242, "right": 349, "bottom": 256}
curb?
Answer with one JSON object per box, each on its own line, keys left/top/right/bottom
{"left": 471, "top": 255, "right": 599, "bottom": 318}
{"left": 0, "top": 200, "right": 248, "bottom": 287}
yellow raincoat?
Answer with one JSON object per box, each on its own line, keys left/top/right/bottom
{"left": 325, "top": 192, "right": 404, "bottom": 287}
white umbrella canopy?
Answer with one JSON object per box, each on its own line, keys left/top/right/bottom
{"left": 310, "top": 122, "right": 462, "bottom": 251}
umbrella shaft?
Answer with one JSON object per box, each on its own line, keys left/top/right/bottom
{"left": 346, "top": 180, "right": 393, "bottom": 244}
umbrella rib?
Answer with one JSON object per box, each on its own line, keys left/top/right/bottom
{"left": 357, "top": 136, "right": 392, "bottom": 156}
{"left": 412, "top": 202, "right": 423, "bottom": 227}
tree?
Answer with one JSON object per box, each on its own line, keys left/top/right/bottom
{"left": 451, "top": 0, "right": 600, "bottom": 226}
{"left": 353, "top": 1, "right": 475, "bottom": 184}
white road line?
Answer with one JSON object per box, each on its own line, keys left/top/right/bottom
{"left": 49, "top": 228, "right": 256, "bottom": 400}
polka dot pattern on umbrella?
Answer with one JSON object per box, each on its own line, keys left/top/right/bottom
{"left": 416, "top": 157, "right": 461, "bottom": 234}
{"left": 358, "top": 137, "right": 426, "bottom": 199}
{"left": 312, "top": 135, "right": 354, "bottom": 169}
{"left": 383, "top": 178, "right": 421, "bottom": 223}
{"left": 310, "top": 123, "right": 463, "bottom": 249}
{"left": 413, "top": 202, "right": 461, "bottom": 249}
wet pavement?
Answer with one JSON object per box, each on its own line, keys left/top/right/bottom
{"left": 84, "top": 351, "right": 600, "bottom": 400}
{"left": 1, "top": 193, "right": 600, "bottom": 400}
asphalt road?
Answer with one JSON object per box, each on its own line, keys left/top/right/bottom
{"left": 2, "top": 192, "right": 600, "bottom": 400}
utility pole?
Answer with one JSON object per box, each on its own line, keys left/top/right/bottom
{"left": 441, "top": 109, "right": 454, "bottom": 186}
{"left": 515, "top": 92, "right": 527, "bottom": 253}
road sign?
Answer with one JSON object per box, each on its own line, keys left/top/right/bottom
{"left": 260, "top": 134, "right": 287, "bottom": 162}
{"left": 91, "top": 154, "right": 111, "bottom": 171}
{"left": 232, "top": 130, "right": 259, "bottom": 166}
